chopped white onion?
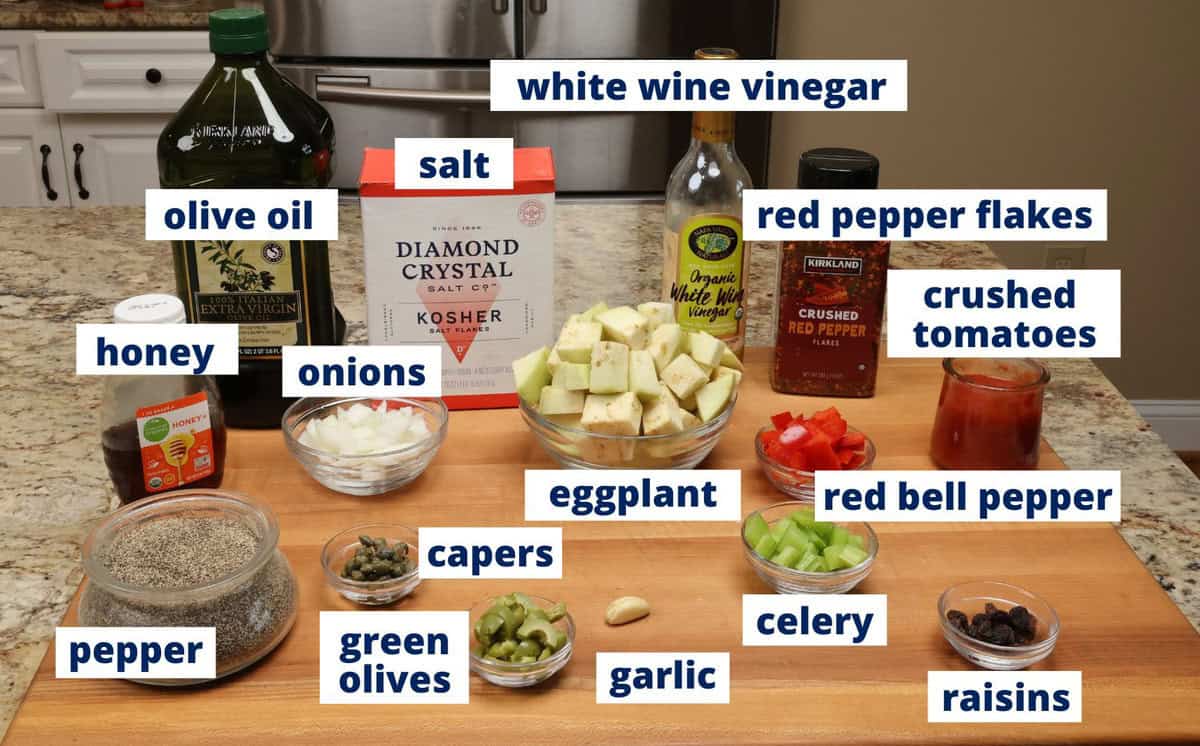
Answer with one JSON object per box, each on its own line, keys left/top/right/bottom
{"left": 298, "top": 402, "right": 432, "bottom": 458}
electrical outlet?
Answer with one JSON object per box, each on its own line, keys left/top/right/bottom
{"left": 1044, "top": 244, "right": 1087, "bottom": 269}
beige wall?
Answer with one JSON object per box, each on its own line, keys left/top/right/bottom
{"left": 770, "top": 0, "right": 1199, "bottom": 400}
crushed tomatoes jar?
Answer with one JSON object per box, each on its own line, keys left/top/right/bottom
{"left": 930, "top": 358, "right": 1050, "bottom": 470}
{"left": 771, "top": 148, "right": 889, "bottom": 397}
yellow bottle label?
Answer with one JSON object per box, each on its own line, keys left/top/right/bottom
{"left": 182, "top": 240, "right": 309, "bottom": 358}
{"left": 669, "top": 213, "right": 745, "bottom": 338}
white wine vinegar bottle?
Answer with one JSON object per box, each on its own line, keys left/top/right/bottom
{"left": 662, "top": 47, "right": 753, "bottom": 357}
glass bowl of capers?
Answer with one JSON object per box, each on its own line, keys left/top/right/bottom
{"left": 322, "top": 524, "right": 420, "bottom": 606}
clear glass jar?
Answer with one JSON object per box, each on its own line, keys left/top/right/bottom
{"left": 662, "top": 48, "right": 753, "bottom": 356}
{"left": 79, "top": 490, "right": 297, "bottom": 686}
{"left": 930, "top": 358, "right": 1050, "bottom": 470}
{"left": 100, "top": 294, "right": 226, "bottom": 504}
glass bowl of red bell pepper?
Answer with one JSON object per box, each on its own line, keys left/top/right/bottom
{"left": 755, "top": 407, "right": 876, "bottom": 500}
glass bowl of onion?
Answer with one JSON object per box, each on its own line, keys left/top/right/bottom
{"left": 282, "top": 397, "right": 448, "bottom": 495}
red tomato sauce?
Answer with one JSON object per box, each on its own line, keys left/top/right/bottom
{"left": 930, "top": 359, "right": 1049, "bottom": 470}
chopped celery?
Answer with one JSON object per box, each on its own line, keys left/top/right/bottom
{"left": 788, "top": 507, "right": 817, "bottom": 526}
{"left": 838, "top": 545, "right": 869, "bottom": 567}
{"left": 804, "top": 527, "right": 828, "bottom": 551}
{"left": 772, "top": 545, "right": 802, "bottom": 568}
{"left": 823, "top": 545, "right": 848, "bottom": 570}
{"left": 743, "top": 513, "right": 770, "bottom": 547}
{"left": 769, "top": 520, "right": 791, "bottom": 542}
{"left": 810, "top": 520, "right": 835, "bottom": 543}
{"left": 829, "top": 525, "right": 851, "bottom": 547}
{"left": 778, "top": 523, "right": 812, "bottom": 554}
{"left": 754, "top": 534, "right": 778, "bottom": 558}
{"left": 762, "top": 515, "right": 867, "bottom": 572}
{"left": 796, "top": 551, "right": 822, "bottom": 573}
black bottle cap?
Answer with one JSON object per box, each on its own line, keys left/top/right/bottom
{"left": 798, "top": 147, "right": 880, "bottom": 189}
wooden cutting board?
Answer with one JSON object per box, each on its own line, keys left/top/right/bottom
{"left": 8, "top": 351, "right": 1200, "bottom": 745}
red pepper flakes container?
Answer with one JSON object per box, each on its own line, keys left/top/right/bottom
{"left": 771, "top": 148, "right": 889, "bottom": 397}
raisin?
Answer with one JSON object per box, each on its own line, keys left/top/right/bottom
{"left": 1009, "top": 605, "right": 1038, "bottom": 641}
{"left": 985, "top": 624, "right": 1016, "bottom": 646}
{"left": 954, "top": 603, "right": 1038, "bottom": 647}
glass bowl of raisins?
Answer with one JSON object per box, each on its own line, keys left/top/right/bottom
{"left": 938, "top": 580, "right": 1059, "bottom": 670}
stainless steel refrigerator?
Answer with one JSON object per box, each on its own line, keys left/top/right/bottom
{"left": 264, "top": 0, "right": 778, "bottom": 193}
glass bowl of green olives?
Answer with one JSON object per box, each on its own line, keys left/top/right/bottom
{"left": 469, "top": 593, "right": 574, "bottom": 687}
{"left": 322, "top": 524, "right": 420, "bottom": 606}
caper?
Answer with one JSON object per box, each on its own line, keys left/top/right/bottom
{"left": 339, "top": 537, "right": 412, "bottom": 581}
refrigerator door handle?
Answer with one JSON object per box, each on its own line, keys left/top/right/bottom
{"left": 315, "top": 80, "right": 491, "bottom": 106}
{"left": 529, "top": 0, "right": 547, "bottom": 14}
{"left": 492, "top": 0, "right": 509, "bottom": 13}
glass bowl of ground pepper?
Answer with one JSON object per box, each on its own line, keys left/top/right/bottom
{"left": 78, "top": 489, "right": 297, "bottom": 685}
{"left": 938, "top": 580, "right": 1060, "bottom": 670}
{"left": 322, "top": 524, "right": 420, "bottom": 606}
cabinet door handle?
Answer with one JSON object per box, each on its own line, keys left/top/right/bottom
{"left": 39, "top": 144, "right": 58, "bottom": 202}
{"left": 491, "top": 0, "right": 508, "bottom": 13}
{"left": 145, "top": 67, "right": 163, "bottom": 84}
{"left": 530, "top": 0, "right": 547, "bottom": 13}
{"left": 72, "top": 143, "right": 90, "bottom": 201}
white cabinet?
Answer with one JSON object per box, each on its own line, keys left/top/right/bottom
{"left": 58, "top": 114, "right": 170, "bottom": 206}
{"left": 35, "top": 31, "right": 209, "bottom": 113}
{"left": 0, "top": 30, "right": 206, "bottom": 207}
{"left": 0, "top": 31, "right": 43, "bottom": 106}
{"left": 0, "top": 109, "right": 69, "bottom": 207}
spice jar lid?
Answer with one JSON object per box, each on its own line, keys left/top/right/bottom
{"left": 114, "top": 294, "right": 186, "bottom": 325}
{"left": 798, "top": 147, "right": 880, "bottom": 189}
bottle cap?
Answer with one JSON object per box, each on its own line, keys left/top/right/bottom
{"left": 209, "top": 8, "right": 269, "bottom": 55}
{"left": 798, "top": 147, "right": 880, "bottom": 189}
{"left": 114, "top": 294, "right": 186, "bottom": 325}
{"left": 694, "top": 47, "right": 739, "bottom": 60}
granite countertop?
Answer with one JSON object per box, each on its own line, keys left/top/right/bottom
{"left": 1, "top": 203, "right": 1197, "bottom": 738}
{"left": 0, "top": 0, "right": 222, "bottom": 30}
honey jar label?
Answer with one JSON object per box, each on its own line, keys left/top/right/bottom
{"left": 134, "top": 391, "right": 216, "bottom": 493}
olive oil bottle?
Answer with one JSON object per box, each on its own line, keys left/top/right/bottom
{"left": 159, "top": 9, "right": 340, "bottom": 428}
{"left": 662, "top": 47, "right": 753, "bottom": 357}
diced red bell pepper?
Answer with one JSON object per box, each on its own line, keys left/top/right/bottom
{"left": 837, "top": 448, "right": 856, "bottom": 466}
{"left": 838, "top": 431, "right": 866, "bottom": 449}
{"left": 770, "top": 411, "right": 795, "bottom": 431}
{"left": 810, "top": 407, "right": 848, "bottom": 440}
{"left": 801, "top": 431, "right": 841, "bottom": 471}
{"left": 784, "top": 448, "right": 811, "bottom": 471}
{"left": 845, "top": 452, "right": 867, "bottom": 469}
{"left": 779, "top": 422, "right": 811, "bottom": 447}
{"left": 759, "top": 429, "right": 781, "bottom": 454}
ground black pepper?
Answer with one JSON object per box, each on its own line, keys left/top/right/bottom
{"left": 81, "top": 514, "right": 296, "bottom": 677}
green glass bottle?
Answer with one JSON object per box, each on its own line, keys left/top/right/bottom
{"left": 159, "top": 8, "right": 340, "bottom": 428}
